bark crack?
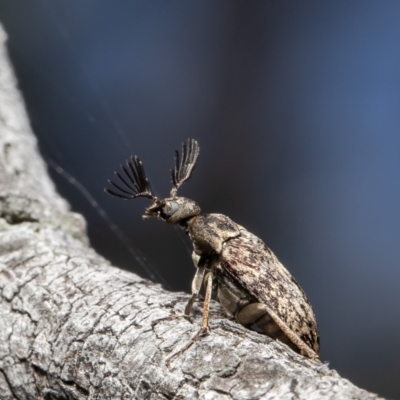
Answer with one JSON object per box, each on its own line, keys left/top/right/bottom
{"left": 0, "top": 368, "right": 17, "bottom": 399}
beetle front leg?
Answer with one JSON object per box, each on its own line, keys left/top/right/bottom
{"left": 153, "top": 252, "right": 204, "bottom": 329}
{"left": 184, "top": 253, "right": 205, "bottom": 316}
{"left": 199, "top": 271, "right": 213, "bottom": 333}
{"left": 166, "top": 271, "right": 214, "bottom": 367}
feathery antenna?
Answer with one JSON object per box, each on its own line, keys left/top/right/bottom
{"left": 170, "top": 139, "right": 200, "bottom": 197}
{"left": 105, "top": 156, "right": 154, "bottom": 200}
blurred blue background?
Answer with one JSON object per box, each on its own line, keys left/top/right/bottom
{"left": 0, "top": 1, "right": 399, "bottom": 398}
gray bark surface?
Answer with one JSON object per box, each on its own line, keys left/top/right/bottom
{"left": 0, "top": 25, "right": 384, "bottom": 400}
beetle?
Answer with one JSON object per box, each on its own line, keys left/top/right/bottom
{"left": 105, "top": 139, "right": 319, "bottom": 359}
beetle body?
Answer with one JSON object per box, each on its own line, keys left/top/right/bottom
{"left": 106, "top": 139, "right": 319, "bottom": 359}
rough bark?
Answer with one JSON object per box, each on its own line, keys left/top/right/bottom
{"left": 0, "top": 25, "right": 384, "bottom": 400}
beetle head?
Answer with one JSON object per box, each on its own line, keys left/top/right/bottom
{"left": 143, "top": 196, "right": 200, "bottom": 223}
{"left": 105, "top": 139, "right": 201, "bottom": 224}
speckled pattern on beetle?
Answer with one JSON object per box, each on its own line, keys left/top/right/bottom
{"left": 105, "top": 139, "right": 319, "bottom": 359}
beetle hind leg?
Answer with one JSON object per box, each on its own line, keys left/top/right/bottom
{"left": 236, "top": 302, "right": 318, "bottom": 359}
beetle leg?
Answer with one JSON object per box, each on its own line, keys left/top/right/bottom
{"left": 200, "top": 271, "right": 213, "bottom": 332}
{"left": 184, "top": 264, "right": 205, "bottom": 316}
{"left": 155, "top": 254, "right": 206, "bottom": 331}
{"left": 166, "top": 271, "right": 214, "bottom": 367}
{"left": 236, "top": 302, "right": 318, "bottom": 359}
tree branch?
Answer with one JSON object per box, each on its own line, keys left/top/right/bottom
{"left": 0, "top": 24, "right": 384, "bottom": 400}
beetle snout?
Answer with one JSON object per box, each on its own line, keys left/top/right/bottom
{"left": 143, "top": 202, "right": 163, "bottom": 220}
